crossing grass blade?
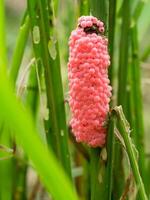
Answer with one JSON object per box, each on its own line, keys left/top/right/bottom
{"left": 0, "top": 69, "right": 79, "bottom": 200}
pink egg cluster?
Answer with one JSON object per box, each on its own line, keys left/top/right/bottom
{"left": 68, "top": 16, "right": 112, "bottom": 147}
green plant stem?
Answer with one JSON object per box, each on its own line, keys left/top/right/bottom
{"left": 0, "top": 127, "right": 13, "bottom": 200}
{"left": 130, "top": 24, "right": 146, "bottom": 187}
{"left": 0, "top": 2, "right": 13, "bottom": 200}
{"left": 0, "top": 0, "right": 7, "bottom": 70}
{"left": 27, "top": 0, "right": 72, "bottom": 178}
{"left": 104, "top": 117, "right": 115, "bottom": 199}
{"left": 89, "top": 1, "right": 109, "bottom": 199}
{"left": 104, "top": 0, "right": 116, "bottom": 199}
{"left": 9, "top": 12, "right": 30, "bottom": 85}
{"left": 13, "top": 62, "right": 39, "bottom": 200}
{"left": 24, "top": 63, "right": 39, "bottom": 114}
{"left": 7, "top": 11, "right": 30, "bottom": 200}
{"left": 108, "top": 0, "right": 116, "bottom": 84}
{"left": 114, "top": 1, "right": 131, "bottom": 198}
{"left": 0, "top": 70, "right": 79, "bottom": 200}
{"left": 117, "top": 0, "right": 130, "bottom": 108}
{"left": 113, "top": 106, "right": 148, "bottom": 200}
{"left": 90, "top": 148, "right": 103, "bottom": 200}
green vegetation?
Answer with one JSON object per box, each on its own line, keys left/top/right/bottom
{"left": 0, "top": 0, "right": 150, "bottom": 199}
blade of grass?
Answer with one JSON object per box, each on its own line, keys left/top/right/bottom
{"left": 108, "top": 0, "right": 116, "bottom": 84}
{"left": 89, "top": 1, "right": 109, "bottom": 199}
{"left": 27, "top": 0, "right": 72, "bottom": 178}
{"left": 103, "top": 0, "right": 117, "bottom": 199}
{"left": 104, "top": 117, "right": 115, "bottom": 199}
{"left": 13, "top": 62, "right": 39, "bottom": 200}
{"left": 0, "top": 69, "right": 79, "bottom": 200}
{"left": 0, "top": 2, "right": 13, "bottom": 200}
{"left": 117, "top": 0, "right": 130, "bottom": 108}
{"left": 24, "top": 62, "right": 39, "bottom": 114}
{"left": 114, "top": 1, "right": 131, "bottom": 198}
{"left": 113, "top": 106, "right": 148, "bottom": 200}
{"left": 90, "top": 148, "right": 103, "bottom": 200}
{"left": 130, "top": 25, "right": 146, "bottom": 193}
{"left": 0, "top": 127, "right": 13, "bottom": 200}
{"left": 9, "top": 12, "right": 30, "bottom": 85}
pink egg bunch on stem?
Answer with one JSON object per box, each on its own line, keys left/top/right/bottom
{"left": 68, "top": 16, "right": 112, "bottom": 147}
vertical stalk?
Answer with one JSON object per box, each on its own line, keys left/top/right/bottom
{"left": 89, "top": 1, "right": 109, "bottom": 199}
{"left": 7, "top": 11, "right": 30, "bottom": 200}
{"left": 104, "top": 0, "right": 116, "bottom": 199}
{"left": 104, "top": 118, "right": 115, "bottom": 199}
{"left": 0, "top": 1, "right": 13, "bottom": 200}
{"left": 9, "top": 12, "right": 30, "bottom": 85}
{"left": 27, "top": 0, "right": 72, "bottom": 178}
{"left": 113, "top": 106, "right": 148, "bottom": 200}
{"left": 130, "top": 24, "right": 146, "bottom": 188}
{"left": 117, "top": 0, "right": 130, "bottom": 108}
{"left": 114, "top": 0, "right": 131, "bottom": 198}
{"left": 13, "top": 63, "right": 39, "bottom": 200}
{"left": 24, "top": 63, "right": 39, "bottom": 114}
{"left": 90, "top": 148, "right": 103, "bottom": 200}
{"left": 108, "top": 0, "right": 116, "bottom": 84}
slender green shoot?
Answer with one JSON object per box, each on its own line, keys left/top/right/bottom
{"left": 27, "top": 0, "right": 72, "bottom": 178}
{"left": 104, "top": 0, "right": 117, "bottom": 198}
{"left": 9, "top": 12, "right": 30, "bottom": 85}
{"left": 130, "top": 25, "right": 146, "bottom": 181}
{"left": 113, "top": 106, "right": 148, "bottom": 200}
{"left": 89, "top": 1, "right": 109, "bottom": 199}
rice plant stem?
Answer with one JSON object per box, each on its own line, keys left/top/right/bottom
{"left": 0, "top": 2, "right": 13, "bottom": 200}
{"left": 9, "top": 12, "right": 30, "bottom": 85}
{"left": 104, "top": 116, "right": 115, "bottom": 199}
{"left": 27, "top": 0, "right": 72, "bottom": 178}
{"left": 114, "top": 1, "right": 131, "bottom": 198}
{"left": 89, "top": 1, "right": 109, "bottom": 199}
{"left": 108, "top": 0, "right": 116, "bottom": 84}
{"left": 117, "top": 0, "right": 130, "bottom": 107}
{"left": 104, "top": 0, "right": 116, "bottom": 198}
{"left": 130, "top": 24, "right": 146, "bottom": 185}
{"left": 112, "top": 106, "right": 148, "bottom": 200}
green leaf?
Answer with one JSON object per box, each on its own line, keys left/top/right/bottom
{"left": 0, "top": 71, "right": 78, "bottom": 200}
